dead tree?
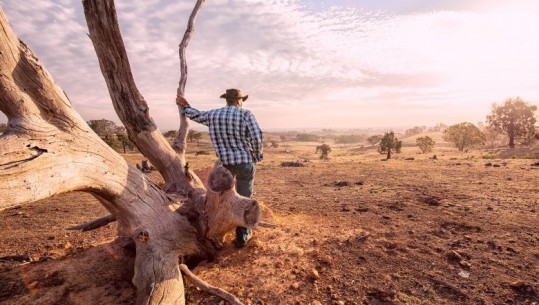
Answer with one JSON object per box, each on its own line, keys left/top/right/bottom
{"left": 0, "top": 1, "right": 260, "bottom": 305}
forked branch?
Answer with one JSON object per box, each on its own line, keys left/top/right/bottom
{"left": 82, "top": 0, "right": 204, "bottom": 193}
{"left": 1, "top": 2, "right": 264, "bottom": 304}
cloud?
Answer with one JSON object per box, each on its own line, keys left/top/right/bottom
{"left": 1, "top": 0, "right": 538, "bottom": 130}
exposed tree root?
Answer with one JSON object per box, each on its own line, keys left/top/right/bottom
{"left": 68, "top": 215, "right": 117, "bottom": 231}
{"left": 69, "top": 217, "right": 276, "bottom": 233}
{"left": 179, "top": 264, "right": 243, "bottom": 305}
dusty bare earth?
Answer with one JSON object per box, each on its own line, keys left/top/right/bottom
{"left": 0, "top": 137, "right": 538, "bottom": 305}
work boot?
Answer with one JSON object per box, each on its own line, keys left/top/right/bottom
{"left": 234, "top": 227, "right": 252, "bottom": 248}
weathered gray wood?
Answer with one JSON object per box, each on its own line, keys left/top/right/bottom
{"left": 0, "top": 2, "right": 262, "bottom": 304}
{"left": 173, "top": 0, "right": 206, "bottom": 156}
{"left": 0, "top": 6, "right": 127, "bottom": 208}
{"left": 82, "top": 0, "right": 204, "bottom": 194}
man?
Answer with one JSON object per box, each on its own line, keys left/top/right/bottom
{"left": 176, "top": 88, "right": 264, "bottom": 247}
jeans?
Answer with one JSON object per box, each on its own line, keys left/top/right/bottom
{"left": 223, "top": 163, "right": 255, "bottom": 198}
{"left": 223, "top": 163, "right": 255, "bottom": 246}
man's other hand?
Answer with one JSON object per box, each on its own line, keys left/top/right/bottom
{"left": 176, "top": 96, "right": 188, "bottom": 106}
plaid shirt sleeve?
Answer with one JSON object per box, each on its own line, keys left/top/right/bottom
{"left": 244, "top": 111, "right": 264, "bottom": 162}
{"left": 182, "top": 105, "right": 209, "bottom": 126}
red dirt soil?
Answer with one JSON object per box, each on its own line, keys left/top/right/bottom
{"left": 0, "top": 143, "right": 538, "bottom": 305}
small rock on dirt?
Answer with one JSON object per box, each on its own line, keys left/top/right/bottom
{"left": 334, "top": 181, "right": 351, "bottom": 187}
{"left": 0, "top": 254, "right": 32, "bottom": 263}
{"left": 281, "top": 161, "right": 305, "bottom": 167}
{"left": 509, "top": 281, "right": 537, "bottom": 295}
{"left": 506, "top": 247, "right": 519, "bottom": 254}
{"left": 447, "top": 250, "right": 463, "bottom": 261}
{"left": 422, "top": 196, "right": 441, "bottom": 206}
{"left": 458, "top": 270, "right": 470, "bottom": 279}
{"left": 28, "top": 281, "right": 39, "bottom": 289}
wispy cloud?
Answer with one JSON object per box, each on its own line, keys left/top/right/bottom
{"left": 1, "top": 0, "right": 538, "bottom": 130}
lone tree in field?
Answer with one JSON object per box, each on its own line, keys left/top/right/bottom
{"left": 416, "top": 136, "right": 435, "bottom": 153}
{"left": 0, "top": 2, "right": 262, "bottom": 305}
{"left": 443, "top": 122, "right": 486, "bottom": 152}
{"left": 486, "top": 97, "right": 537, "bottom": 148}
{"left": 116, "top": 131, "right": 136, "bottom": 153}
{"left": 378, "top": 131, "right": 402, "bottom": 159}
{"left": 367, "top": 134, "right": 383, "bottom": 146}
{"left": 187, "top": 130, "right": 202, "bottom": 145}
{"left": 316, "top": 143, "right": 332, "bottom": 159}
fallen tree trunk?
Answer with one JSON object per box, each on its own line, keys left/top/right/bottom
{"left": 0, "top": 2, "right": 261, "bottom": 304}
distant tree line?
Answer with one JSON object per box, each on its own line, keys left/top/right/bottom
{"left": 404, "top": 126, "right": 427, "bottom": 138}
{"left": 87, "top": 96, "right": 539, "bottom": 155}
{"left": 428, "top": 123, "right": 448, "bottom": 132}
{"left": 296, "top": 133, "right": 320, "bottom": 142}
{"left": 361, "top": 97, "right": 537, "bottom": 155}
{"left": 162, "top": 130, "right": 204, "bottom": 145}
{"left": 88, "top": 120, "right": 211, "bottom": 153}
{"left": 441, "top": 97, "right": 537, "bottom": 151}
{"left": 334, "top": 134, "right": 365, "bottom": 144}
{"left": 87, "top": 119, "right": 136, "bottom": 153}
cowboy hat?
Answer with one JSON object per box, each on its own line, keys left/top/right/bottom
{"left": 220, "top": 88, "right": 249, "bottom": 101}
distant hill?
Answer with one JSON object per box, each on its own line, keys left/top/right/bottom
{"left": 400, "top": 131, "right": 453, "bottom": 147}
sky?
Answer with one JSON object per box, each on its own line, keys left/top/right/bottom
{"left": 1, "top": 0, "right": 539, "bottom": 131}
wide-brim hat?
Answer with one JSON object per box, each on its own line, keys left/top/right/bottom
{"left": 220, "top": 88, "right": 248, "bottom": 101}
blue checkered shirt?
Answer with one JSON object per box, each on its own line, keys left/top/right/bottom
{"left": 182, "top": 105, "right": 264, "bottom": 165}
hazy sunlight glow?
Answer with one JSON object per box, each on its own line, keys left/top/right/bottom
{"left": 0, "top": 0, "right": 538, "bottom": 130}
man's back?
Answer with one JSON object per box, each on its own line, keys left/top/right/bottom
{"left": 183, "top": 105, "right": 263, "bottom": 165}
{"left": 177, "top": 89, "right": 263, "bottom": 247}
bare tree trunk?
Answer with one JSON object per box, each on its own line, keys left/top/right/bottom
{"left": 82, "top": 0, "right": 204, "bottom": 194}
{"left": 0, "top": 2, "right": 261, "bottom": 304}
{"left": 172, "top": 0, "right": 206, "bottom": 155}
{"left": 508, "top": 123, "right": 515, "bottom": 149}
